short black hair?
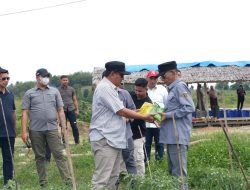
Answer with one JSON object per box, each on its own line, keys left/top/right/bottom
{"left": 60, "top": 75, "right": 68, "bottom": 80}
{"left": 134, "top": 78, "right": 148, "bottom": 87}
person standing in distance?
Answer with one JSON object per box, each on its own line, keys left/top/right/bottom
{"left": 158, "top": 61, "right": 195, "bottom": 190}
{"left": 237, "top": 84, "right": 246, "bottom": 110}
{"left": 58, "top": 75, "right": 80, "bottom": 144}
{"left": 0, "top": 67, "right": 16, "bottom": 186}
{"left": 145, "top": 70, "right": 168, "bottom": 161}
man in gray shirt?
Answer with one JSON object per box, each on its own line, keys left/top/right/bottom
{"left": 158, "top": 61, "right": 195, "bottom": 190}
{"left": 118, "top": 85, "right": 137, "bottom": 175}
{"left": 21, "top": 68, "right": 72, "bottom": 188}
{"left": 58, "top": 75, "right": 80, "bottom": 144}
{"left": 89, "top": 61, "right": 154, "bottom": 190}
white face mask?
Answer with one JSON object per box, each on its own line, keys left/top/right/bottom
{"left": 41, "top": 77, "right": 50, "bottom": 86}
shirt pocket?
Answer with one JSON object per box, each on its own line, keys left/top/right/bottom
{"left": 30, "top": 94, "right": 43, "bottom": 106}
{"left": 46, "top": 94, "right": 56, "bottom": 106}
{"left": 167, "top": 94, "right": 178, "bottom": 109}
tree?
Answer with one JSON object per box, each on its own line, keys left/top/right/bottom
{"left": 215, "top": 82, "right": 229, "bottom": 90}
{"left": 230, "top": 82, "right": 250, "bottom": 90}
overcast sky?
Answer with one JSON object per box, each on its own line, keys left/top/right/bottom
{"left": 1, "top": 0, "right": 250, "bottom": 84}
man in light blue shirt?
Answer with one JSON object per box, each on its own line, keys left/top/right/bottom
{"left": 89, "top": 61, "right": 154, "bottom": 190}
{"left": 158, "top": 61, "right": 195, "bottom": 190}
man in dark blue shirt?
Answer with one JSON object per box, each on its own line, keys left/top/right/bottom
{"left": 0, "top": 67, "right": 16, "bottom": 185}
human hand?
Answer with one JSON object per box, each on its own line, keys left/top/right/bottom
{"left": 144, "top": 113, "right": 155, "bottom": 123}
{"left": 22, "top": 131, "right": 28, "bottom": 143}
{"left": 153, "top": 121, "right": 161, "bottom": 128}
{"left": 159, "top": 112, "right": 166, "bottom": 122}
{"left": 75, "top": 110, "right": 79, "bottom": 117}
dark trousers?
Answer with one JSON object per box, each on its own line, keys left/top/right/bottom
{"left": 145, "top": 128, "right": 164, "bottom": 161}
{"left": 211, "top": 107, "right": 219, "bottom": 118}
{"left": 0, "top": 137, "right": 15, "bottom": 185}
{"left": 237, "top": 97, "right": 244, "bottom": 110}
{"left": 122, "top": 137, "right": 137, "bottom": 174}
{"left": 65, "top": 110, "right": 79, "bottom": 144}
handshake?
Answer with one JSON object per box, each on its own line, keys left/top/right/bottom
{"left": 139, "top": 102, "right": 166, "bottom": 128}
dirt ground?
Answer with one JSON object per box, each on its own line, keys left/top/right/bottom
{"left": 76, "top": 122, "right": 250, "bottom": 141}
{"left": 192, "top": 125, "right": 250, "bottom": 136}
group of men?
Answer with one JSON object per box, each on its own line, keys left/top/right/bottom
{"left": 89, "top": 61, "right": 195, "bottom": 190}
{"left": 0, "top": 60, "right": 195, "bottom": 190}
{"left": 0, "top": 67, "right": 80, "bottom": 188}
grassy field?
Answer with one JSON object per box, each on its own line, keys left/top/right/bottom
{"left": 192, "top": 89, "right": 250, "bottom": 109}
{"left": 1, "top": 125, "right": 250, "bottom": 189}
{"left": 1, "top": 90, "right": 250, "bottom": 189}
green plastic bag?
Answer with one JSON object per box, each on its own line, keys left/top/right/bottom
{"left": 139, "top": 102, "right": 165, "bottom": 123}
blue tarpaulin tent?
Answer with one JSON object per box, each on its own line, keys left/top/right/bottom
{"left": 126, "top": 61, "right": 250, "bottom": 72}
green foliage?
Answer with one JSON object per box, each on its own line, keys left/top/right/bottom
{"left": 189, "top": 132, "right": 250, "bottom": 169}
{"left": 188, "top": 131, "right": 250, "bottom": 190}
{"left": 83, "top": 89, "right": 89, "bottom": 98}
{"left": 189, "top": 167, "right": 247, "bottom": 190}
{"left": 2, "top": 179, "right": 16, "bottom": 189}
{"left": 192, "top": 89, "right": 250, "bottom": 109}
{"left": 8, "top": 81, "right": 36, "bottom": 99}
{"left": 215, "top": 82, "right": 229, "bottom": 90}
{"left": 122, "top": 171, "right": 178, "bottom": 190}
{"left": 9, "top": 71, "right": 92, "bottom": 100}
{"left": 78, "top": 100, "right": 92, "bottom": 123}
{"left": 1, "top": 129, "right": 250, "bottom": 189}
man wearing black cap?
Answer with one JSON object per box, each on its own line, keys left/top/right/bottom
{"left": 0, "top": 67, "right": 16, "bottom": 186}
{"left": 89, "top": 61, "right": 154, "bottom": 189}
{"left": 21, "top": 68, "right": 72, "bottom": 188}
{"left": 158, "top": 61, "right": 195, "bottom": 190}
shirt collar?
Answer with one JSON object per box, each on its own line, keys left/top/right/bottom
{"left": 60, "top": 85, "right": 68, "bottom": 89}
{"left": 35, "top": 85, "right": 51, "bottom": 91}
{"left": 167, "top": 79, "right": 181, "bottom": 92}
{"left": 0, "top": 88, "right": 10, "bottom": 94}
{"left": 148, "top": 85, "right": 158, "bottom": 91}
{"left": 103, "top": 77, "right": 118, "bottom": 91}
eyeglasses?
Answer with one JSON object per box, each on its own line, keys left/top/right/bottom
{"left": 117, "top": 72, "right": 124, "bottom": 78}
{"left": 161, "top": 71, "right": 173, "bottom": 80}
{"left": 160, "top": 74, "right": 166, "bottom": 80}
{"left": 0, "top": 77, "right": 10, "bottom": 81}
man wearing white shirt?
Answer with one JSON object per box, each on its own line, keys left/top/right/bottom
{"left": 145, "top": 70, "right": 168, "bottom": 161}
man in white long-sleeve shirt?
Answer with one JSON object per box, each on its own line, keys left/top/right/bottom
{"left": 145, "top": 70, "right": 168, "bottom": 161}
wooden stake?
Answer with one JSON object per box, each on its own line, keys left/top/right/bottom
{"left": 61, "top": 125, "right": 77, "bottom": 190}
{"left": 222, "top": 88, "right": 233, "bottom": 171}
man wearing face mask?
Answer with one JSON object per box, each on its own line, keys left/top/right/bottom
{"left": 21, "top": 68, "right": 72, "bottom": 188}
